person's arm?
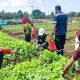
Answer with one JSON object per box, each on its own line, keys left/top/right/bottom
{"left": 40, "top": 42, "right": 47, "bottom": 47}
{"left": 63, "top": 47, "right": 80, "bottom": 76}
{"left": 2, "top": 49, "right": 16, "bottom": 54}
{"left": 52, "top": 16, "right": 57, "bottom": 34}
{"left": 33, "top": 37, "right": 38, "bottom": 45}
{"left": 63, "top": 56, "right": 75, "bottom": 76}
{"left": 10, "top": 50, "right": 16, "bottom": 53}
{"left": 52, "top": 24, "right": 56, "bottom": 34}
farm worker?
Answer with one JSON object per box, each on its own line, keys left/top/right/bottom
{"left": 36, "top": 28, "right": 46, "bottom": 44}
{"left": 63, "top": 30, "right": 80, "bottom": 78}
{"left": 23, "top": 23, "right": 32, "bottom": 42}
{"left": 34, "top": 28, "right": 47, "bottom": 49}
{"left": 39, "top": 34, "right": 57, "bottom": 51}
{"left": 52, "top": 5, "right": 68, "bottom": 55}
{"left": 0, "top": 47, "right": 16, "bottom": 69}
{"left": 22, "top": 12, "right": 37, "bottom": 42}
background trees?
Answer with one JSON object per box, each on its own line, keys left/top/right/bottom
{"left": 0, "top": 9, "right": 80, "bottom": 20}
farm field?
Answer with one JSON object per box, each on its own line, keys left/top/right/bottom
{"left": 1, "top": 22, "right": 80, "bottom": 56}
{"left": 0, "top": 22, "right": 80, "bottom": 80}
{"left": 0, "top": 0, "right": 80, "bottom": 79}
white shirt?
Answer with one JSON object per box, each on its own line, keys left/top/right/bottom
{"left": 75, "top": 35, "right": 79, "bottom": 50}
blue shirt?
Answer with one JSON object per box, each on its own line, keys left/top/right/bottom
{"left": 52, "top": 12, "right": 68, "bottom": 35}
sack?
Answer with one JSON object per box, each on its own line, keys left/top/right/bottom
{"left": 32, "top": 28, "right": 37, "bottom": 37}
{"left": 48, "top": 38, "right": 57, "bottom": 52}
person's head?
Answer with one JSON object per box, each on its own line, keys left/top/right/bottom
{"left": 38, "top": 28, "right": 45, "bottom": 36}
{"left": 23, "top": 12, "right": 32, "bottom": 21}
{"left": 55, "top": 5, "right": 61, "bottom": 14}
{"left": 23, "top": 12, "right": 29, "bottom": 17}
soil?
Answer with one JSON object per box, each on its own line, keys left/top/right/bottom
{"left": 1, "top": 29, "right": 24, "bottom": 39}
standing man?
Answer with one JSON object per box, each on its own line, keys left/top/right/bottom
{"left": 52, "top": 5, "right": 68, "bottom": 55}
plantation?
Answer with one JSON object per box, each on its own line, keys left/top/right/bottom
{"left": 0, "top": 22, "right": 78, "bottom": 80}
{"left": 1, "top": 22, "right": 80, "bottom": 55}
{"left": 0, "top": 32, "right": 74, "bottom": 80}
{"left": 0, "top": 0, "right": 80, "bottom": 79}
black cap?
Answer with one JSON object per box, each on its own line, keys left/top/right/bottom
{"left": 55, "top": 5, "right": 61, "bottom": 10}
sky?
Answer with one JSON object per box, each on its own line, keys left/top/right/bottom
{"left": 0, "top": 0, "right": 80, "bottom": 14}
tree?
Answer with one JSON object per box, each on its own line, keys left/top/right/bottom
{"left": 77, "top": 12, "right": 80, "bottom": 17}
{"left": 68, "top": 12, "right": 77, "bottom": 17}
{"left": 5, "top": 12, "right": 13, "bottom": 19}
{"left": 0, "top": 12, "right": 3, "bottom": 19}
{"left": 50, "top": 11, "right": 54, "bottom": 19}
{"left": 2, "top": 10, "right": 5, "bottom": 21}
{"left": 41, "top": 12, "right": 46, "bottom": 19}
{"left": 17, "top": 10, "right": 23, "bottom": 19}
{"left": 32, "top": 9, "right": 42, "bottom": 19}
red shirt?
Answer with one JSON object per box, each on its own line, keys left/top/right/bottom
{"left": 0, "top": 48, "right": 11, "bottom": 54}
{"left": 72, "top": 30, "right": 80, "bottom": 60}
{"left": 76, "top": 30, "right": 80, "bottom": 40}
{"left": 72, "top": 47, "right": 80, "bottom": 61}
{"left": 22, "top": 17, "right": 34, "bottom": 27}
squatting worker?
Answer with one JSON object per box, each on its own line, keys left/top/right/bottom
{"left": 0, "top": 47, "right": 16, "bottom": 69}
{"left": 52, "top": 5, "right": 68, "bottom": 55}
{"left": 22, "top": 12, "right": 34, "bottom": 42}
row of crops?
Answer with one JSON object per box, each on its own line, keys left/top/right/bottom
{"left": 0, "top": 32, "right": 75, "bottom": 80}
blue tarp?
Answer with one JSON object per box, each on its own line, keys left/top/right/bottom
{"left": 0, "top": 22, "right": 7, "bottom": 26}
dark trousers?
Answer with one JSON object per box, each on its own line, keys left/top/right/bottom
{"left": 0, "top": 52, "right": 4, "bottom": 69}
{"left": 24, "top": 32, "right": 31, "bottom": 42}
{"left": 55, "top": 35, "right": 66, "bottom": 55}
{"left": 25, "top": 35, "right": 31, "bottom": 42}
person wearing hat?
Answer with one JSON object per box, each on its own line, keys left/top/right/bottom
{"left": 33, "top": 28, "right": 47, "bottom": 49}
{"left": 39, "top": 33, "right": 57, "bottom": 51}
{"left": 34, "top": 29, "right": 57, "bottom": 51}
{"left": 22, "top": 12, "right": 35, "bottom": 42}
{"left": 52, "top": 5, "right": 68, "bottom": 55}
{"left": 36, "top": 28, "right": 47, "bottom": 44}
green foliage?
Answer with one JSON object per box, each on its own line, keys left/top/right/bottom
{"left": 0, "top": 32, "right": 37, "bottom": 65}
{"left": 0, "top": 32, "right": 76, "bottom": 80}
{"left": 0, "top": 50, "right": 69, "bottom": 80}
